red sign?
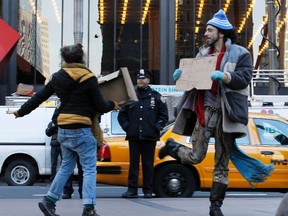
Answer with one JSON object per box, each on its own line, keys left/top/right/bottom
{"left": 0, "top": 18, "right": 21, "bottom": 73}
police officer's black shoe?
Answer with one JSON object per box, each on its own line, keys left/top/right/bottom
{"left": 122, "top": 191, "right": 138, "bottom": 198}
{"left": 144, "top": 193, "right": 152, "bottom": 198}
{"left": 62, "top": 193, "right": 72, "bottom": 199}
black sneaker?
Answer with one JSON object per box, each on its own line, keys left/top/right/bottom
{"left": 122, "top": 191, "right": 138, "bottom": 198}
{"left": 82, "top": 207, "right": 100, "bottom": 216}
{"left": 62, "top": 193, "right": 72, "bottom": 199}
{"left": 38, "top": 197, "right": 59, "bottom": 216}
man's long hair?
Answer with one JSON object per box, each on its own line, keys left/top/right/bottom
{"left": 218, "top": 28, "right": 238, "bottom": 44}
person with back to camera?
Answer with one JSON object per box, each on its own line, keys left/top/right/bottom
{"left": 159, "top": 9, "right": 253, "bottom": 216}
{"left": 118, "top": 69, "right": 169, "bottom": 198}
{"left": 47, "top": 100, "right": 84, "bottom": 199}
{"left": 8, "top": 43, "right": 119, "bottom": 216}
{"left": 46, "top": 100, "right": 84, "bottom": 199}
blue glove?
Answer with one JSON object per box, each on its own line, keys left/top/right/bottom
{"left": 211, "top": 70, "right": 225, "bottom": 81}
{"left": 173, "top": 69, "right": 182, "bottom": 81}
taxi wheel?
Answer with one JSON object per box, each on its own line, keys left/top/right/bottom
{"left": 153, "top": 163, "right": 196, "bottom": 197}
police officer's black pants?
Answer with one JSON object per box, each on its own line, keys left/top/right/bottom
{"left": 127, "top": 140, "right": 156, "bottom": 194}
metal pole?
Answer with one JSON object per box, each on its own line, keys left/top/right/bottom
{"left": 61, "top": 0, "right": 64, "bottom": 65}
{"left": 87, "top": 0, "right": 90, "bottom": 67}
{"left": 267, "top": 0, "right": 279, "bottom": 94}
{"left": 192, "top": 0, "right": 195, "bottom": 56}
{"left": 140, "top": 0, "right": 143, "bottom": 69}
{"left": 113, "top": 0, "right": 116, "bottom": 71}
{"left": 61, "top": 0, "right": 64, "bottom": 48}
{"left": 34, "top": 0, "right": 38, "bottom": 85}
{"left": 74, "top": 0, "right": 83, "bottom": 44}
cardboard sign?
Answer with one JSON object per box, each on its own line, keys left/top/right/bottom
{"left": 175, "top": 56, "right": 217, "bottom": 90}
{"left": 98, "top": 67, "right": 138, "bottom": 106}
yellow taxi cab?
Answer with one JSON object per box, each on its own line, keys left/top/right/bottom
{"left": 97, "top": 111, "right": 288, "bottom": 197}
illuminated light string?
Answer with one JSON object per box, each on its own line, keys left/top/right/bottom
{"left": 237, "top": 0, "right": 255, "bottom": 34}
{"left": 197, "top": 0, "right": 204, "bottom": 19}
{"left": 141, "top": 0, "right": 151, "bottom": 25}
{"left": 246, "top": 0, "right": 286, "bottom": 53}
{"left": 175, "top": 0, "right": 179, "bottom": 40}
{"left": 257, "top": 16, "right": 286, "bottom": 56}
{"left": 195, "top": 0, "right": 205, "bottom": 34}
{"left": 222, "top": 0, "right": 231, "bottom": 13}
{"left": 28, "top": 0, "right": 60, "bottom": 24}
{"left": 120, "top": 0, "right": 129, "bottom": 25}
{"left": 51, "top": 0, "right": 61, "bottom": 24}
{"left": 28, "top": 0, "right": 42, "bottom": 24}
{"left": 248, "top": 16, "right": 268, "bottom": 50}
{"left": 99, "top": 0, "right": 104, "bottom": 24}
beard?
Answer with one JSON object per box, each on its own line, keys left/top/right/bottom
{"left": 205, "top": 34, "right": 219, "bottom": 47}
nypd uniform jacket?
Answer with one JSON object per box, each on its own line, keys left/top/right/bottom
{"left": 118, "top": 86, "right": 168, "bottom": 141}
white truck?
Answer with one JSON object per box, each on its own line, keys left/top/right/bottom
{"left": 248, "top": 95, "right": 288, "bottom": 120}
{"left": 0, "top": 104, "right": 55, "bottom": 186}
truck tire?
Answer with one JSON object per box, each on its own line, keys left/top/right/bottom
{"left": 153, "top": 163, "right": 196, "bottom": 197}
{"left": 4, "top": 160, "right": 36, "bottom": 186}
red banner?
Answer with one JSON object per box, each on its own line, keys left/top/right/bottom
{"left": 0, "top": 18, "right": 21, "bottom": 73}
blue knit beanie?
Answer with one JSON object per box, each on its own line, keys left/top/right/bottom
{"left": 206, "top": 9, "right": 233, "bottom": 30}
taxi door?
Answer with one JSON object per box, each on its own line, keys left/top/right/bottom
{"left": 252, "top": 117, "right": 288, "bottom": 189}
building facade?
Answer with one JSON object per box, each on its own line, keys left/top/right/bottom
{"left": 0, "top": 0, "right": 287, "bottom": 104}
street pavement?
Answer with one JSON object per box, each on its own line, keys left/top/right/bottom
{"left": 0, "top": 178, "right": 284, "bottom": 216}
{"left": 0, "top": 195, "right": 283, "bottom": 216}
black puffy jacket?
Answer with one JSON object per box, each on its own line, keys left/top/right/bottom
{"left": 118, "top": 86, "right": 168, "bottom": 141}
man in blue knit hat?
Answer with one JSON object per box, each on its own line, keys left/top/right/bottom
{"left": 159, "top": 9, "right": 253, "bottom": 216}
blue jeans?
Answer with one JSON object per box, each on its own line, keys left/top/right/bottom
{"left": 47, "top": 128, "right": 97, "bottom": 205}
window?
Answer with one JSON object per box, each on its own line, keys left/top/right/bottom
{"left": 254, "top": 118, "right": 288, "bottom": 146}
{"left": 110, "top": 111, "right": 125, "bottom": 135}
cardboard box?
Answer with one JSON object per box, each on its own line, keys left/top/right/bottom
{"left": 175, "top": 56, "right": 217, "bottom": 91}
{"left": 16, "top": 83, "right": 34, "bottom": 96}
{"left": 98, "top": 67, "right": 138, "bottom": 105}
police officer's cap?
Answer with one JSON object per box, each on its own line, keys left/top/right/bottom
{"left": 136, "top": 69, "right": 152, "bottom": 79}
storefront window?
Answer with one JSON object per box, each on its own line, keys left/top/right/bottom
{"left": 4, "top": 0, "right": 288, "bottom": 89}
{"left": 98, "top": 0, "right": 160, "bottom": 83}
{"left": 17, "top": 0, "right": 100, "bottom": 85}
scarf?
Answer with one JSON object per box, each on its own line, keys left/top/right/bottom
{"left": 230, "top": 141, "right": 274, "bottom": 188}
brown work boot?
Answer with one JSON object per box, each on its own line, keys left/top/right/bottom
{"left": 159, "top": 138, "right": 181, "bottom": 159}
{"left": 209, "top": 182, "right": 227, "bottom": 216}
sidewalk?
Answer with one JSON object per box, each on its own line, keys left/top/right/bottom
{"left": 0, "top": 196, "right": 282, "bottom": 216}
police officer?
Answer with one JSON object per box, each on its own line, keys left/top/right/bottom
{"left": 118, "top": 69, "right": 168, "bottom": 198}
